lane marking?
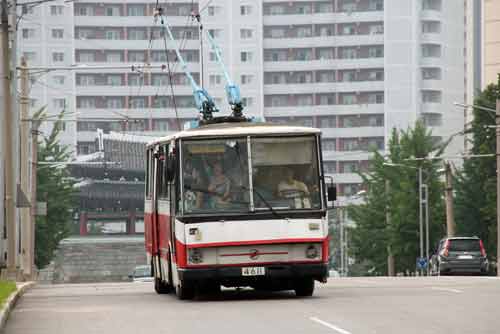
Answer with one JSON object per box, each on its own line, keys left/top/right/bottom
{"left": 431, "top": 287, "right": 462, "bottom": 293}
{"left": 310, "top": 317, "right": 352, "bottom": 334}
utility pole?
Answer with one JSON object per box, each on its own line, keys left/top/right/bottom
{"left": 339, "top": 207, "right": 344, "bottom": 276}
{"left": 418, "top": 166, "right": 424, "bottom": 275}
{"left": 20, "top": 57, "right": 33, "bottom": 279}
{"left": 1, "top": 0, "right": 18, "bottom": 277}
{"left": 496, "top": 94, "right": 500, "bottom": 277}
{"left": 386, "top": 179, "right": 395, "bottom": 276}
{"left": 444, "top": 161, "right": 456, "bottom": 237}
{"left": 423, "top": 184, "right": 430, "bottom": 276}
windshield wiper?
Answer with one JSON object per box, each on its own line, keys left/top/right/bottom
{"left": 238, "top": 184, "right": 283, "bottom": 219}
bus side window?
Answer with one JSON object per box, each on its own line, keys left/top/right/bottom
{"left": 158, "top": 145, "right": 170, "bottom": 200}
{"left": 145, "top": 149, "right": 152, "bottom": 199}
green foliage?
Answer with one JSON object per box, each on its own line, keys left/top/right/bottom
{"left": 455, "top": 82, "right": 500, "bottom": 261}
{"left": 34, "top": 108, "right": 76, "bottom": 269}
{"left": 0, "top": 280, "right": 16, "bottom": 305}
{"left": 348, "top": 121, "right": 446, "bottom": 275}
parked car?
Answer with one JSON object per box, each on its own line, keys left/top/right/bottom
{"left": 328, "top": 269, "right": 340, "bottom": 278}
{"left": 129, "top": 265, "right": 153, "bottom": 282}
{"left": 430, "top": 237, "right": 489, "bottom": 275}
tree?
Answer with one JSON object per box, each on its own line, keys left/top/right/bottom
{"left": 348, "top": 121, "right": 446, "bottom": 275}
{"left": 34, "top": 108, "right": 76, "bottom": 268}
{"left": 455, "top": 82, "right": 500, "bottom": 262}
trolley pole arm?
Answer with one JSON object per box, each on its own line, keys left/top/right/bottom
{"left": 159, "top": 14, "right": 218, "bottom": 120}
{"left": 204, "top": 27, "right": 244, "bottom": 118}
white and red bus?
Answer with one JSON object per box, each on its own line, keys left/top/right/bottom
{"left": 144, "top": 121, "right": 335, "bottom": 299}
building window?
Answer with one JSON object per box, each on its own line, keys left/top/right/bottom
{"left": 241, "top": 74, "right": 253, "bottom": 85}
{"left": 22, "top": 29, "right": 35, "bottom": 39}
{"left": 129, "top": 97, "right": 146, "bottom": 108}
{"left": 422, "top": 21, "right": 441, "bottom": 34}
{"left": 422, "top": 44, "right": 441, "bottom": 58}
{"left": 422, "top": 90, "right": 442, "bottom": 103}
{"left": 207, "top": 6, "right": 222, "bottom": 16}
{"left": 341, "top": 94, "right": 357, "bottom": 105}
{"left": 128, "top": 74, "right": 144, "bottom": 86}
{"left": 421, "top": 67, "right": 441, "bottom": 80}
{"left": 240, "top": 5, "right": 252, "bottom": 15}
{"left": 53, "top": 98, "right": 65, "bottom": 109}
{"left": 77, "top": 6, "right": 94, "bottom": 16}
{"left": 128, "top": 51, "right": 146, "bottom": 62}
{"left": 422, "top": 0, "right": 442, "bottom": 11}
{"left": 323, "top": 161, "right": 336, "bottom": 174}
{"left": 209, "top": 74, "right": 222, "bottom": 85}
{"left": 53, "top": 75, "right": 65, "bottom": 85}
{"left": 319, "top": 116, "right": 336, "bottom": 128}
{"left": 79, "top": 98, "right": 95, "bottom": 108}
{"left": 128, "top": 29, "right": 146, "bottom": 40}
{"left": 207, "top": 29, "right": 223, "bottom": 39}
{"left": 240, "top": 51, "right": 253, "bottom": 62}
{"left": 107, "top": 75, "right": 122, "bottom": 86}
{"left": 106, "top": 52, "right": 123, "bottom": 62}
{"left": 128, "top": 5, "right": 145, "bottom": 16}
{"left": 340, "top": 48, "right": 357, "bottom": 59}
{"left": 23, "top": 52, "right": 36, "bottom": 62}
{"left": 105, "top": 6, "right": 120, "bottom": 16}
{"left": 322, "top": 139, "right": 336, "bottom": 151}
{"left": 242, "top": 97, "right": 254, "bottom": 107}
{"left": 52, "top": 52, "right": 64, "bottom": 62}
{"left": 107, "top": 98, "right": 123, "bottom": 108}
{"left": 105, "top": 30, "right": 121, "bottom": 40}
{"left": 240, "top": 29, "right": 253, "bottom": 39}
{"left": 79, "top": 51, "right": 96, "bottom": 62}
{"left": 78, "top": 75, "right": 95, "bottom": 86}
{"left": 22, "top": 5, "right": 35, "bottom": 15}
{"left": 50, "top": 5, "right": 63, "bottom": 15}
{"left": 51, "top": 29, "right": 64, "bottom": 39}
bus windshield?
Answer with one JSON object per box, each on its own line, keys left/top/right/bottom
{"left": 180, "top": 135, "right": 322, "bottom": 215}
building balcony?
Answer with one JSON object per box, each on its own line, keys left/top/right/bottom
{"left": 262, "top": 34, "right": 382, "bottom": 49}
{"left": 73, "top": 61, "right": 199, "bottom": 74}
{"left": 264, "top": 103, "right": 384, "bottom": 117}
{"left": 420, "top": 79, "right": 442, "bottom": 90}
{"left": 76, "top": 84, "right": 192, "bottom": 96}
{"left": 322, "top": 150, "right": 375, "bottom": 162}
{"left": 262, "top": 11, "right": 383, "bottom": 26}
{"left": 420, "top": 103, "right": 443, "bottom": 114}
{"left": 74, "top": 15, "right": 186, "bottom": 27}
{"left": 420, "top": 33, "right": 442, "bottom": 44}
{"left": 263, "top": 81, "right": 384, "bottom": 95}
{"left": 264, "top": 58, "right": 383, "bottom": 72}
{"left": 321, "top": 126, "right": 385, "bottom": 138}
{"left": 75, "top": 38, "right": 198, "bottom": 51}
{"left": 420, "top": 10, "right": 443, "bottom": 21}
{"left": 77, "top": 131, "right": 97, "bottom": 142}
{"left": 77, "top": 107, "right": 198, "bottom": 120}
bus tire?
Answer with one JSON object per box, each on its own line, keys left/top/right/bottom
{"left": 154, "top": 277, "right": 171, "bottom": 294}
{"left": 294, "top": 278, "right": 315, "bottom": 297}
{"left": 176, "top": 280, "right": 195, "bottom": 300}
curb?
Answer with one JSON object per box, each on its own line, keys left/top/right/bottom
{"left": 0, "top": 281, "right": 36, "bottom": 331}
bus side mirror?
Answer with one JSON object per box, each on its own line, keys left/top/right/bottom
{"left": 327, "top": 185, "right": 336, "bottom": 201}
{"left": 166, "top": 154, "right": 176, "bottom": 181}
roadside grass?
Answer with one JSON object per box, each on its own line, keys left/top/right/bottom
{"left": 0, "top": 281, "right": 17, "bottom": 306}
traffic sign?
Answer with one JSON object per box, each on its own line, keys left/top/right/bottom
{"left": 417, "top": 257, "right": 428, "bottom": 269}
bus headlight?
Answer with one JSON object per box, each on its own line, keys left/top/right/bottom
{"left": 305, "top": 245, "right": 319, "bottom": 259}
{"left": 189, "top": 248, "right": 203, "bottom": 264}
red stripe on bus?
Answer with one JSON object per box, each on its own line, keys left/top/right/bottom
{"left": 175, "top": 239, "right": 187, "bottom": 268}
{"left": 219, "top": 251, "right": 289, "bottom": 257}
{"left": 322, "top": 237, "right": 329, "bottom": 263}
{"left": 186, "top": 237, "right": 326, "bottom": 249}
{"left": 185, "top": 260, "right": 323, "bottom": 269}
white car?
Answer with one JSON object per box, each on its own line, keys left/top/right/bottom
{"left": 129, "top": 265, "right": 154, "bottom": 282}
{"left": 328, "top": 269, "right": 340, "bottom": 278}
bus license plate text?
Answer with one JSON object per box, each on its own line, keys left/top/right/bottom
{"left": 241, "top": 267, "right": 265, "bottom": 276}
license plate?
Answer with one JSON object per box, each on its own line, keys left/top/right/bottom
{"left": 458, "top": 255, "right": 473, "bottom": 259}
{"left": 241, "top": 267, "right": 265, "bottom": 276}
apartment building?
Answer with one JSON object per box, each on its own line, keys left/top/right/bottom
{"left": 482, "top": 0, "right": 500, "bottom": 89}
{"left": 17, "top": 0, "right": 467, "bottom": 196}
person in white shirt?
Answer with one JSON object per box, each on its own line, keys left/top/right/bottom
{"left": 277, "top": 167, "right": 311, "bottom": 208}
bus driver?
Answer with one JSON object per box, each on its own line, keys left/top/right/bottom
{"left": 278, "top": 167, "right": 311, "bottom": 209}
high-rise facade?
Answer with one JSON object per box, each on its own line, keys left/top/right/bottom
{"left": 482, "top": 0, "right": 500, "bottom": 89}
{"left": 18, "top": 0, "right": 467, "bottom": 196}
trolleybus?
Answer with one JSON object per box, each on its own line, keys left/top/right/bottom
{"left": 144, "top": 121, "right": 335, "bottom": 299}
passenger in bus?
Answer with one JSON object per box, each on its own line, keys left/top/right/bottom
{"left": 183, "top": 159, "right": 206, "bottom": 210}
{"left": 253, "top": 168, "right": 275, "bottom": 206}
{"left": 278, "top": 167, "right": 311, "bottom": 208}
{"left": 208, "top": 161, "right": 231, "bottom": 207}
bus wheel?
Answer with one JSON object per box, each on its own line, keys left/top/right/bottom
{"left": 155, "top": 277, "right": 172, "bottom": 294}
{"left": 294, "top": 278, "right": 315, "bottom": 297}
{"left": 176, "top": 280, "right": 194, "bottom": 300}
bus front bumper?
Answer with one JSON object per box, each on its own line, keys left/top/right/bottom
{"left": 178, "top": 263, "right": 328, "bottom": 283}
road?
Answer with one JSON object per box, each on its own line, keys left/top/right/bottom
{"left": 3, "top": 277, "right": 499, "bottom": 334}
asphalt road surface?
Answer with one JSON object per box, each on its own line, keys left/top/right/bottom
{"left": 4, "top": 277, "right": 500, "bottom": 334}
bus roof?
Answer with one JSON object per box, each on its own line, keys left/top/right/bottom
{"left": 146, "top": 122, "right": 320, "bottom": 148}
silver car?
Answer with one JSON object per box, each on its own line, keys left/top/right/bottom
{"left": 129, "top": 265, "right": 154, "bottom": 282}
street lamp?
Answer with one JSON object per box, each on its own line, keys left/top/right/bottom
{"left": 383, "top": 162, "right": 429, "bottom": 275}
{"left": 454, "top": 100, "right": 500, "bottom": 276}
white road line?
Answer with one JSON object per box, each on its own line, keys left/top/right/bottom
{"left": 310, "top": 317, "right": 352, "bottom": 334}
{"left": 431, "top": 287, "right": 463, "bottom": 293}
